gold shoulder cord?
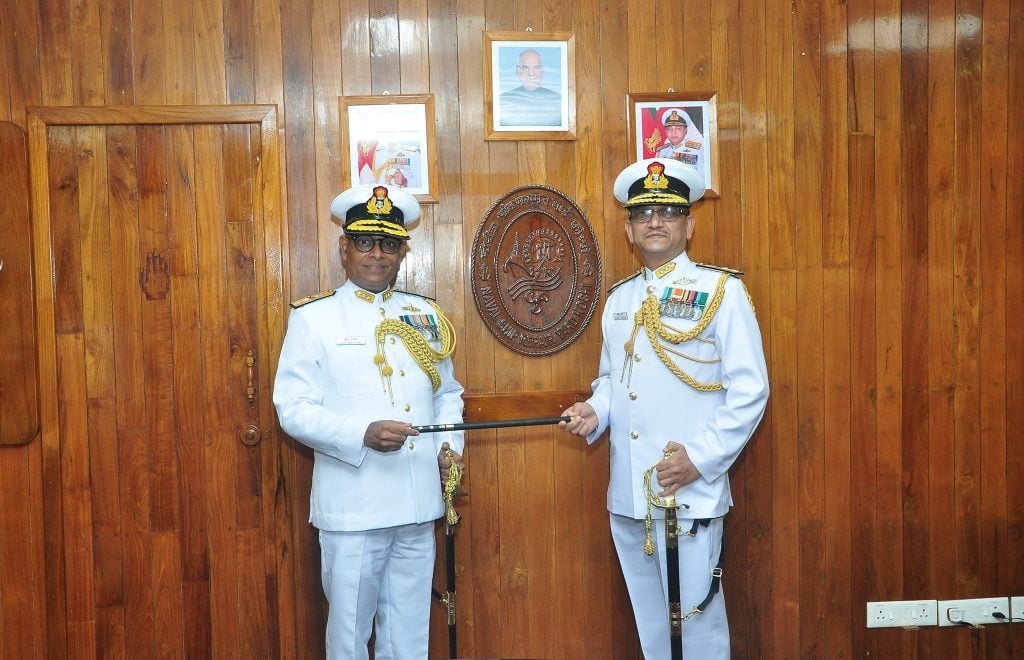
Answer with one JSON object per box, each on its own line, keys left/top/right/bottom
{"left": 622, "top": 272, "right": 730, "bottom": 391}
{"left": 374, "top": 299, "right": 457, "bottom": 402}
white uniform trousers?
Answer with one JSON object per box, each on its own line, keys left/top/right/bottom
{"left": 610, "top": 513, "right": 729, "bottom": 660}
{"left": 319, "top": 523, "right": 435, "bottom": 660}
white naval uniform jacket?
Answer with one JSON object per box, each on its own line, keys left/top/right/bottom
{"left": 273, "top": 280, "right": 465, "bottom": 532}
{"left": 585, "top": 252, "right": 769, "bottom": 520}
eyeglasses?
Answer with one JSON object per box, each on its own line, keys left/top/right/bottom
{"left": 516, "top": 65, "right": 544, "bottom": 74}
{"left": 350, "top": 235, "right": 403, "bottom": 254}
{"left": 628, "top": 206, "right": 689, "bottom": 224}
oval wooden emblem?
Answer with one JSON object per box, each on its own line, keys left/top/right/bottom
{"left": 471, "top": 185, "right": 602, "bottom": 356}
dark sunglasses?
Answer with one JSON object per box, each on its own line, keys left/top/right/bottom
{"left": 350, "top": 235, "right": 403, "bottom": 254}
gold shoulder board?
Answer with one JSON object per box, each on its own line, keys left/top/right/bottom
{"left": 392, "top": 289, "right": 436, "bottom": 302}
{"left": 608, "top": 270, "right": 642, "bottom": 294}
{"left": 290, "top": 289, "right": 336, "bottom": 308}
{"left": 695, "top": 262, "right": 744, "bottom": 277}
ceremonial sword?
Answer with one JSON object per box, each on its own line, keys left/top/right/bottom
{"left": 645, "top": 480, "right": 724, "bottom": 660}
{"left": 434, "top": 449, "right": 462, "bottom": 660}
{"left": 644, "top": 455, "right": 686, "bottom": 660}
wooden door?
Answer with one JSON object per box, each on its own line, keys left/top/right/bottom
{"left": 27, "top": 106, "right": 290, "bottom": 659}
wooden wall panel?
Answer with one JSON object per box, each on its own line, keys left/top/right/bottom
{"left": 0, "top": 122, "right": 38, "bottom": 446}
{"left": 0, "top": 0, "right": 1022, "bottom": 658}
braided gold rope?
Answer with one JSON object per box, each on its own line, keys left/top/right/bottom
{"left": 641, "top": 449, "right": 678, "bottom": 556}
{"left": 642, "top": 466, "right": 659, "bottom": 556}
{"left": 741, "top": 280, "right": 757, "bottom": 315}
{"left": 442, "top": 447, "right": 463, "bottom": 525}
{"left": 374, "top": 300, "right": 457, "bottom": 399}
{"left": 658, "top": 342, "right": 722, "bottom": 365}
{"left": 623, "top": 272, "right": 730, "bottom": 391}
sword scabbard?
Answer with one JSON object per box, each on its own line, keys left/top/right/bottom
{"left": 445, "top": 590, "right": 456, "bottom": 625}
{"left": 663, "top": 498, "right": 683, "bottom": 658}
{"left": 669, "top": 601, "right": 682, "bottom": 637}
{"left": 665, "top": 497, "right": 679, "bottom": 549}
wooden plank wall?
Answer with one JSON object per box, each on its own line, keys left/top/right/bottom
{"left": 0, "top": 0, "right": 1022, "bottom": 658}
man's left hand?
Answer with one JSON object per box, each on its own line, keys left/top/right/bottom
{"left": 655, "top": 441, "right": 701, "bottom": 496}
{"left": 438, "top": 441, "right": 464, "bottom": 482}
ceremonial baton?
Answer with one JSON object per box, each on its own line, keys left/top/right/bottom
{"left": 413, "top": 415, "right": 572, "bottom": 433}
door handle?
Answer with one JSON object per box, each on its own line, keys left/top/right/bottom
{"left": 246, "top": 350, "right": 256, "bottom": 405}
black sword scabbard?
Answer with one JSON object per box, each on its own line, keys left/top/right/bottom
{"left": 444, "top": 519, "right": 457, "bottom": 658}
{"left": 665, "top": 501, "right": 683, "bottom": 660}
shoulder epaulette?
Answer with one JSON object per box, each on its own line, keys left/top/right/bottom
{"left": 608, "top": 270, "right": 642, "bottom": 294}
{"left": 695, "top": 262, "right": 744, "bottom": 277}
{"left": 392, "top": 289, "right": 436, "bottom": 302}
{"left": 290, "top": 289, "right": 335, "bottom": 308}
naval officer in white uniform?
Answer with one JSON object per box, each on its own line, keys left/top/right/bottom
{"left": 562, "top": 158, "right": 769, "bottom": 659}
{"left": 274, "top": 183, "right": 464, "bottom": 659}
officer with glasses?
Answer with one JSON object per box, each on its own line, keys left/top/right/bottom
{"left": 274, "top": 183, "right": 465, "bottom": 659}
{"left": 561, "top": 158, "right": 769, "bottom": 659}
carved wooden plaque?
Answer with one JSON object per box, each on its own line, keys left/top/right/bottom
{"left": 471, "top": 185, "right": 601, "bottom": 356}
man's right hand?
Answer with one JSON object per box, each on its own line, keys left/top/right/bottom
{"left": 559, "top": 402, "right": 598, "bottom": 438}
{"left": 363, "top": 420, "right": 418, "bottom": 452}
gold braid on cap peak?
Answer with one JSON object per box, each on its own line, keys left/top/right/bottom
{"left": 374, "top": 299, "right": 457, "bottom": 402}
{"left": 622, "top": 272, "right": 731, "bottom": 392}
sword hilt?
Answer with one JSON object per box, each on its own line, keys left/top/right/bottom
{"left": 641, "top": 453, "right": 690, "bottom": 556}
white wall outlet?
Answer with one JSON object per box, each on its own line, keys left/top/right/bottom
{"left": 866, "top": 600, "right": 938, "bottom": 628}
{"left": 1011, "top": 596, "right": 1024, "bottom": 622}
{"left": 937, "top": 597, "right": 1010, "bottom": 627}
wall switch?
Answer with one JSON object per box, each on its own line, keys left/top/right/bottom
{"left": 1011, "top": 596, "right": 1024, "bottom": 622}
{"left": 866, "top": 600, "right": 938, "bottom": 628}
{"left": 937, "top": 597, "right": 1010, "bottom": 627}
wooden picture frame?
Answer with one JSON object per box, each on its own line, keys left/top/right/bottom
{"left": 339, "top": 93, "right": 438, "bottom": 203}
{"left": 484, "top": 31, "right": 576, "bottom": 141}
{"left": 627, "top": 91, "right": 721, "bottom": 199}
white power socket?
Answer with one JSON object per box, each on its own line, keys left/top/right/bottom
{"left": 937, "top": 597, "right": 1010, "bottom": 627}
{"left": 866, "top": 600, "right": 937, "bottom": 628}
{"left": 1011, "top": 596, "right": 1024, "bottom": 622}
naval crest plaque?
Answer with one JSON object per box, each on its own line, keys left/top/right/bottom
{"left": 470, "top": 185, "right": 602, "bottom": 356}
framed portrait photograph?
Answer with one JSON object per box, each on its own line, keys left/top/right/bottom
{"left": 339, "top": 93, "right": 438, "bottom": 203}
{"left": 627, "top": 92, "right": 720, "bottom": 198}
{"left": 484, "top": 31, "right": 576, "bottom": 141}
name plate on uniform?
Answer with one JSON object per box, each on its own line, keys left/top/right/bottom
{"left": 470, "top": 185, "right": 602, "bottom": 356}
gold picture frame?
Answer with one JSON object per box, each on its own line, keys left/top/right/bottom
{"left": 484, "top": 31, "right": 576, "bottom": 141}
{"left": 339, "top": 93, "right": 438, "bottom": 203}
{"left": 627, "top": 91, "right": 720, "bottom": 199}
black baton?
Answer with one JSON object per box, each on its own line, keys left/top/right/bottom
{"left": 413, "top": 415, "right": 571, "bottom": 433}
